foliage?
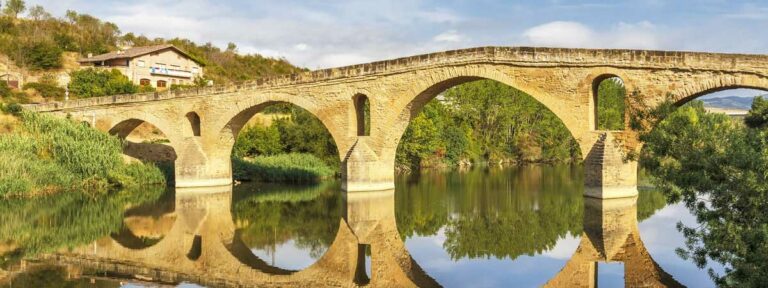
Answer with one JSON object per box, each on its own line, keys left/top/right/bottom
{"left": 233, "top": 121, "right": 283, "bottom": 158}
{"left": 596, "top": 77, "right": 626, "bottom": 130}
{"left": 640, "top": 100, "right": 768, "bottom": 287}
{"left": 22, "top": 81, "right": 64, "bottom": 99}
{"left": 22, "top": 40, "right": 62, "bottom": 69}
{"left": 233, "top": 153, "right": 335, "bottom": 184}
{"left": 68, "top": 68, "right": 138, "bottom": 98}
{"left": 0, "top": 111, "right": 165, "bottom": 197}
{"left": 3, "top": 0, "right": 25, "bottom": 18}
{"left": 0, "top": 80, "right": 10, "bottom": 98}
{"left": 744, "top": 96, "right": 768, "bottom": 129}
{"left": 397, "top": 80, "right": 581, "bottom": 169}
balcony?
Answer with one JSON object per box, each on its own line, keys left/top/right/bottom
{"left": 150, "top": 67, "right": 194, "bottom": 78}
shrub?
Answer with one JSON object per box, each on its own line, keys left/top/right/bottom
{"left": 233, "top": 153, "right": 335, "bottom": 184}
{"left": 22, "top": 82, "right": 65, "bottom": 99}
{"left": 23, "top": 40, "right": 63, "bottom": 70}
{"left": 69, "top": 68, "right": 138, "bottom": 98}
{"left": 0, "top": 81, "right": 11, "bottom": 98}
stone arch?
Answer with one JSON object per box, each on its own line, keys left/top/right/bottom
{"left": 386, "top": 72, "right": 583, "bottom": 165}
{"left": 106, "top": 118, "right": 179, "bottom": 173}
{"left": 214, "top": 95, "right": 344, "bottom": 162}
{"left": 185, "top": 112, "right": 202, "bottom": 137}
{"left": 352, "top": 93, "right": 370, "bottom": 136}
{"left": 665, "top": 73, "right": 768, "bottom": 106}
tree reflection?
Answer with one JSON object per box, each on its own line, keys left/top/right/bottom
{"left": 396, "top": 165, "right": 668, "bottom": 260}
{"left": 231, "top": 181, "right": 343, "bottom": 259}
{"left": 0, "top": 185, "right": 166, "bottom": 266}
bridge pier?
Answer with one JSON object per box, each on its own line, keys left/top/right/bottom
{"left": 174, "top": 137, "right": 232, "bottom": 188}
{"left": 342, "top": 137, "right": 396, "bottom": 192}
{"left": 584, "top": 133, "right": 638, "bottom": 199}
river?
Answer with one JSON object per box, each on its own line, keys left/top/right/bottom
{"left": 0, "top": 165, "right": 720, "bottom": 287}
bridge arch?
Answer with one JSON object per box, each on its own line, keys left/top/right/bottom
{"left": 667, "top": 74, "right": 768, "bottom": 106}
{"left": 215, "top": 99, "right": 343, "bottom": 160}
{"left": 386, "top": 73, "right": 584, "bottom": 165}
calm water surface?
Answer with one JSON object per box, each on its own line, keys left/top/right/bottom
{"left": 0, "top": 165, "right": 718, "bottom": 287}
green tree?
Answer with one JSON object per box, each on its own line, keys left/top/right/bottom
{"left": 640, "top": 100, "right": 768, "bottom": 287}
{"left": 3, "top": 0, "right": 25, "bottom": 18}
{"left": 233, "top": 123, "right": 283, "bottom": 158}
{"left": 22, "top": 40, "right": 62, "bottom": 69}
{"left": 69, "top": 68, "right": 138, "bottom": 98}
{"left": 744, "top": 96, "right": 768, "bottom": 129}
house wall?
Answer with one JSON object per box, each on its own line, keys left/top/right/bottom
{"left": 127, "top": 49, "right": 204, "bottom": 88}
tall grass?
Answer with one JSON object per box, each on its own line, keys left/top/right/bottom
{"left": 0, "top": 111, "right": 165, "bottom": 198}
{"left": 233, "top": 153, "right": 335, "bottom": 184}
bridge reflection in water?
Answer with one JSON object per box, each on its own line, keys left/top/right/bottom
{"left": 9, "top": 186, "right": 682, "bottom": 287}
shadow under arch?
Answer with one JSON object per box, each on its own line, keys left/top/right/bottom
{"left": 389, "top": 75, "right": 584, "bottom": 164}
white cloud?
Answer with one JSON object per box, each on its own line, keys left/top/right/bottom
{"left": 522, "top": 21, "right": 596, "bottom": 47}
{"left": 293, "top": 43, "right": 310, "bottom": 51}
{"left": 522, "top": 20, "right": 660, "bottom": 49}
{"left": 433, "top": 30, "right": 465, "bottom": 43}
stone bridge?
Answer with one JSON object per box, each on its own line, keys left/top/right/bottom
{"left": 24, "top": 46, "right": 768, "bottom": 198}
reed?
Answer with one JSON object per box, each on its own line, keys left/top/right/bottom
{"left": 0, "top": 111, "right": 166, "bottom": 197}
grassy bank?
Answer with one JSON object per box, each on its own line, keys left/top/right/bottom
{"left": 233, "top": 153, "right": 335, "bottom": 184}
{"left": 0, "top": 111, "right": 165, "bottom": 198}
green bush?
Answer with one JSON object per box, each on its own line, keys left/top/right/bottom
{"left": 233, "top": 123, "right": 283, "bottom": 158}
{"left": 0, "top": 112, "right": 166, "bottom": 197}
{"left": 233, "top": 153, "right": 334, "bottom": 184}
{"left": 22, "top": 82, "right": 65, "bottom": 99}
{"left": 0, "top": 81, "right": 11, "bottom": 98}
{"left": 69, "top": 68, "right": 138, "bottom": 98}
{"left": 23, "top": 40, "right": 63, "bottom": 70}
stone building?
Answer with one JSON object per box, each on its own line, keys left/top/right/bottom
{"left": 78, "top": 44, "right": 204, "bottom": 89}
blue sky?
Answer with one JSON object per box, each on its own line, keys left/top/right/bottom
{"left": 25, "top": 0, "right": 767, "bottom": 69}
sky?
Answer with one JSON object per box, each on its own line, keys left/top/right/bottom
{"left": 24, "top": 0, "right": 768, "bottom": 70}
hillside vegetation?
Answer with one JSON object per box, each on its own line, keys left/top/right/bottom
{"left": 0, "top": 2, "right": 303, "bottom": 84}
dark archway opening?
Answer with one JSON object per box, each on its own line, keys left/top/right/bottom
{"left": 185, "top": 112, "right": 201, "bottom": 137}
{"left": 593, "top": 75, "right": 626, "bottom": 131}
{"left": 353, "top": 94, "right": 370, "bottom": 136}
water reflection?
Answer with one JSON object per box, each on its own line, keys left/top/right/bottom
{"left": 0, "top": 166, "right": 711, "bottom": 287}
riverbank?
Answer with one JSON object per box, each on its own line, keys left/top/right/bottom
{"left": 0, "top": 110, "right": 166, "bottom": 198}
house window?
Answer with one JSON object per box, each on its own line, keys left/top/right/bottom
{"left": 157, "top": 80, "right": 167, "bottom": 88}
{"left": 139, "top": 79, "right": 150, "bottom": 86}
{"left": 192, "top": 67, "right": 199, "bottom": 74}
{"left": 137, "top": 60, "right": 145, "bottom": 67}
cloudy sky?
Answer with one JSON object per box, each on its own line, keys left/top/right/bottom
{"left": 26, "top": 0, "right": 768, "bottom": 69}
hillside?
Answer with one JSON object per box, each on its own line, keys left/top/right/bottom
{"left": 0, "top": 6, "right": 304, "bottom": 87}
{"left": 700, "top": 96, "right": 758, "bottom": 110}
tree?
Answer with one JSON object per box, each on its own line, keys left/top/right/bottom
{"left": 744, "top": 96, "right": 768, "bottom": 129}
{"left": 3, "top": 0, "right": 24, "bottom": 18}
{"left": 27, "top": 5, "right": 49, "bottom": 21}
{"left": 69, "top": 68, "right": 138, "bottom": 98}
{"left": 640, "top": 100, "right": 768, "bottom": 286}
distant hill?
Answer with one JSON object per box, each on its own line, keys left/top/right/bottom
{"left": 700, "top": 96, "right": 761, "bottom": 110}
